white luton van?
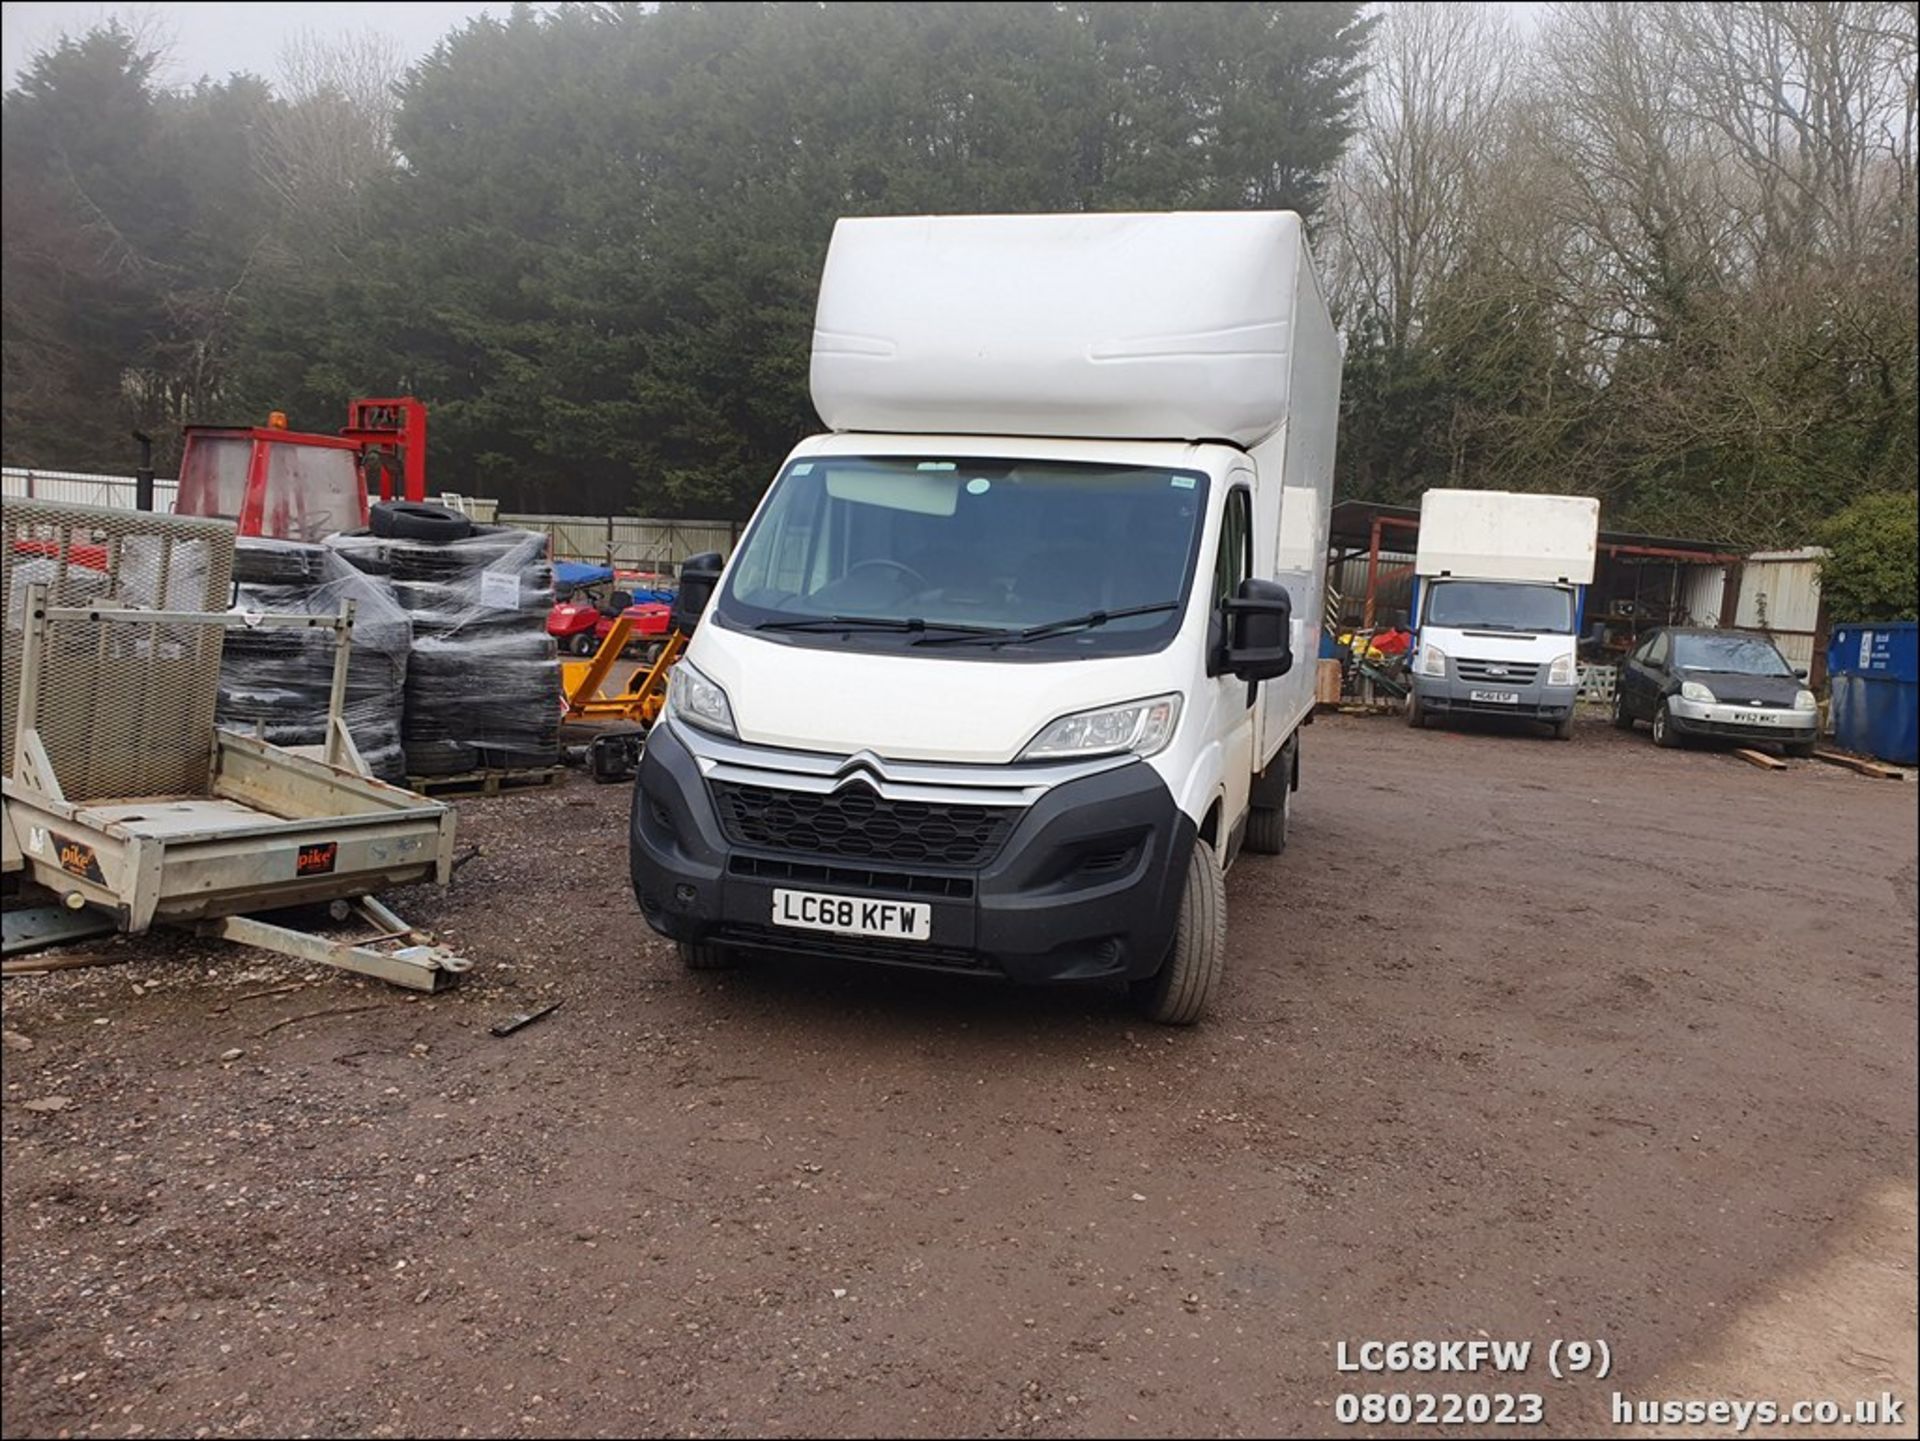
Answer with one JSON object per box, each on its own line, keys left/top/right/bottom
{"left": 631, "top": 211, "right": 1341, "bottom": 1023}
{"left": 1406, "top": 489, "right": 1600, "bottom": 739}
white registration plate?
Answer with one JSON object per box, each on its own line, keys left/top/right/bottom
{"left": 771, "top": 888, "right": 931, "bottom": 942}
{"left": 1469, "top": 689, "right": 1521, "bottom": 705}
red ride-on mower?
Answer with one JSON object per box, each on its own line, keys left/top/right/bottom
{"left": 546, "top": 563, "right": 673, "bottom": 660}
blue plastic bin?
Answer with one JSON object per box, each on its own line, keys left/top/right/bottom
{"left": 1827, "top": 621, "right": 1918, "bottom": 765}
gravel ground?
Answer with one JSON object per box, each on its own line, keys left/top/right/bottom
{"left": 3, "top": 714, "right": 1915, "bottom": 1438}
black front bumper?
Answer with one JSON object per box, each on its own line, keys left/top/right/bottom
{"left": 629, "top": 722, "right": 1193, "bottom": 985}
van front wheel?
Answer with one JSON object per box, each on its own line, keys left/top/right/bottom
{"left": 1132, "top": 836, "right": 1226, "bottom": 1026}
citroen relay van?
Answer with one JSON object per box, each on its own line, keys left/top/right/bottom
{"left": 630, "top": 212, "right": 1340, "bottom": 1023}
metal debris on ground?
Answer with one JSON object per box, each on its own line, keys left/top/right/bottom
{"left": 489, "top": 1000, "right": 563, "bottom": 1037}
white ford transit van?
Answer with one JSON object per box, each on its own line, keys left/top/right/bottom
{"left": 630, "top": 211, "right": 1340, "bottom": 1023}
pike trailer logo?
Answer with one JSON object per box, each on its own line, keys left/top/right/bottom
{"left": 54, "top": 834, "right": 106, "bottom": 884}
{"left": 296, "top": 842, "right": 339, "bottom": 876}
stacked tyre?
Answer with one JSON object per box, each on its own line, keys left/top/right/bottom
{"left": 331, "top": 506, "right": 559, "bottom": 780}
{"left": 218, "top": 540, "right": 410, "bottom": 780}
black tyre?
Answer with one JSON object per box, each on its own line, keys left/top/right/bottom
{"left": 1551, "top": 715, "right": 1574, "bottom": 741}
{"left": 1652, "top": 700, "right": 1681, "bottom": 748}
{"left": 1612, "top": 690, "right": 1635, "bottom": 730}
{"left": 570, "top": 631, "right": 599, "bottom": 657}
{"left": 1131, "top": 836, "right": 1226, "bottom": 1026}
{"left": 1407, "top": 693, "right": 1428, "bottom": 728}
{"left": 678, "top": 940, "right": 737, "bottom": 971}
{"left": 1785, "top": 739, "right": 1816, "bottom": 759}
{"left": 370, "top": 501, "right": 474, "bottom": 545}
{"left": 642, "top": 639, "right": 667, "bottom": 666}
{"left": 1244, "top": 778, "right": 1289, "bottom": 856}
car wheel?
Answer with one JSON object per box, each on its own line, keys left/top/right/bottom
{"left": 1785, "top": 739, "right": 1816, "bottom": 759}
{"left": 1612, "top": 690, "right": 1635, "bottom": 730}
{"left": 1652, "top": 700, "right": 1680, "bottom": 748}
{"left": 678, "top": 940, "right": 737, "bottom": 971}
{"left": 1131, "top": 836, "right": 1226, "bottom": 1026}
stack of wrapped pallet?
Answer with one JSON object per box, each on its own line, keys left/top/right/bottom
{"left": 328, "top": 526, "right": 559, "bottom": 779}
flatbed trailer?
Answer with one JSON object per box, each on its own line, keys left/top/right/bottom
{"left": 2, "top": 500, "right": 468, "bottom": 991}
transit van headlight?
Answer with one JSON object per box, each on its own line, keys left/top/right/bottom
{"left": 1679, "top": 680, "right": 1716, "bottom": 703}
{"left": 667, "top": 660, "right": 737, "bottom": 737}
{"left": 1019, "top": 693, "right": 1182, "bottom": 761}
{"left": 1793, "top": 688, "right": 1818, "bottom": 711}
{"left": 1547, "top": 651, "right": 1578, "bottom": 687}
{"left": 1417, "top": 644, "right": 1448, "bottom": 679}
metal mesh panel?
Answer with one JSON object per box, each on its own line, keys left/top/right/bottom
{"left": 3, "top": 499, "right": 236, "bottom": 801}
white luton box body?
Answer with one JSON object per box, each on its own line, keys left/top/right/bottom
{"left": 812, "top": 211, "right": 1313, "bottom": 447}
{"left": 1416, "top": 490, "right": 1600, "bottom": 585}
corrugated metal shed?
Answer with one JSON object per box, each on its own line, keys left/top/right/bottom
{"left": 1679, "top": 565, "right": 1729, "bottom": 627}
{"left": 1735, "top": 548, "right": 1826, "bottom": 673}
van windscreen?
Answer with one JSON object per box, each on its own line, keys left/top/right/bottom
{"left": 716, "top": 456, "right": 1209, "bottom": 657}
{"left": 1423, "top": 580, "right": 1574, "bottom": 634}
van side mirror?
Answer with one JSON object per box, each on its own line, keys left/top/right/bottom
{"left": 1794, "top": 667, "right": 1809, "bottom": 681}
{"left": 671, "top": 551, "right": 724, "bottom": 634}
{"left": 1222, "top": 578, "right": 1293, "bottom": 682}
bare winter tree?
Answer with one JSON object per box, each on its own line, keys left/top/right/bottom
{"left": 1326, "top": 2, "right": 1515, "bottom": 349}
{"left": 257, "top": 28, "right": 402, "bottom": 253}
{"left": 1667, "top": 0, "right": 1919, "bottom": 272}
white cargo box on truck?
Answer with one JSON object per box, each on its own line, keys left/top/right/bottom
{"left": 812, "top": 211, "right": 1313, "bottom": 446}
{"left": 1416, "top": 489, "right": 1600, "bottom": 585}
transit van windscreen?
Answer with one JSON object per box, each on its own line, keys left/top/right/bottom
{"left": 715, "top": 456, "right": 1209, "bottom": 656}
{"left": 1422, "top": 580, "right": 1575, "bottom": 634}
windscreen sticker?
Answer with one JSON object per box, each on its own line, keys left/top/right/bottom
{"left": 792, "top": 463, "right": 813, "bottom": 475}
{"left": 1171, "top": 475, "right": 1197, "bottom": 489}
{"left": 966, "top": 477, "right": 991, "bottom": 495}
{"left": 916, "top": 461, "right": 956, "bottom": 471}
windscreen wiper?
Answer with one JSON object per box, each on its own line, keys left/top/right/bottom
{"left": 755, "top": 614, "right": 1001, "bottom": 635}
{"left": 915, "top": 601, "right": 1181, "bottom": 648}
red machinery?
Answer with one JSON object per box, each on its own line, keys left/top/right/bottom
{"left": 175, "top": 398, "right": 429, "bottom": 544}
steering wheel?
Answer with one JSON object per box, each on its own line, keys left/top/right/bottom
{"left": 844, "top": 559, "right": 929, "bottom": 592}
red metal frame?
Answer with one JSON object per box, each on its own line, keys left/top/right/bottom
{"left": 342, "top": 397, "right": 427, "bottom": 503}
{"left": 177, "top": 396, "right": 428, "bottom": 541}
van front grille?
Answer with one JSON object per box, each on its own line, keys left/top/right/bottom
{"left": 1456, "top": 658, "right": 1541, "bottom": 685}
{"left": 709, "top": 779, "right": 1015, "bottom": 868}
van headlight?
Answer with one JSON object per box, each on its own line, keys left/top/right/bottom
{"left": 1793, "top": 688, "right": 1818, "bottom": 711}
{"left": 1019, "top": 693, "right": 1181, "bottom": 761}
{"left": 667, "top": 660, "right": 737, "bottom": 737}
{"left": 1417, "top": 644, "right": 1448, "bottom": 679}
{"left": 1548, "top": 651, "right": 1577, "bottom": 687}
{"left": 1679, "top": 680, "right": 1716, "bottom": 703}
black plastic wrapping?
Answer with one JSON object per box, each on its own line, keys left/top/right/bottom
{"left": 329, "top": 526, "right": 559, "bottom": 776}
{"left": 216, "top": 540, "right": 410, "bottom": 780}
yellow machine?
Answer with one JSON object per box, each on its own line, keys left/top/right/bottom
{"left": 559, "top": 614, "right": 687, "bottom": 780}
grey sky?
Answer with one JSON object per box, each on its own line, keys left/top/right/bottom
{"left": 4, "top": 1, "right": 1545, "bottom": 92}
{"left": 1, "top": 1, "right": 527, "bottom": 89}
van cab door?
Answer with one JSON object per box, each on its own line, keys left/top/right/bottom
{"left": 1209, "top": 480, "right": 1257, "bottom": 851}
